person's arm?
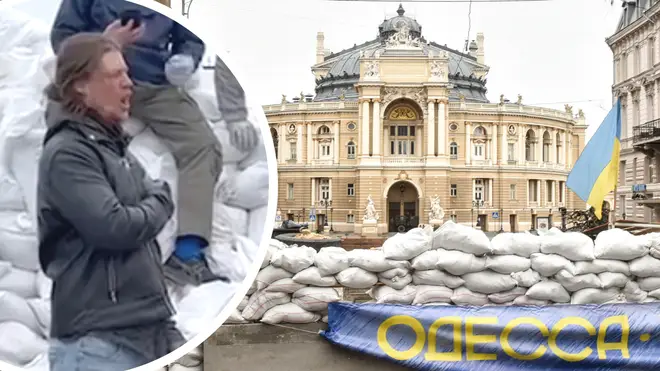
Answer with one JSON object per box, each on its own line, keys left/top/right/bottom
{"left": 170, "top": 23, "right": 205, "bottom": 70}
{"left": 50, "top": 0, "right": 91, "bottom": 53}
{"left": 46, "top": 143, "right": 174, "bottom": 251}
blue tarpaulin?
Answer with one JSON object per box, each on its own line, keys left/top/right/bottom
{"left": 320, "top": 301, "right": 660, "bottom": 370}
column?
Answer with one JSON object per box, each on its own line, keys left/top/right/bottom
{"left": 372, "top": 100, "right": 381, "bottom": 156}
{"left": 361, "top": 99, "right": 370, "bottom": 156}
{"left": 465, "top": 122, "right": 472, "bottom": 165}
{"left": 550, "top": 128, "right": 557, "bottom": 164}
{"left": 333, "top": 121, "right": 340, "bottom": 164}
{"left": 644, "top": 156, "right": 651, "bottom": 182}
{"left": 296, "top": 122, "right": 303, "bottom": 164}
{"left": 536, "top": 128, "right": 543, "bottom": 163}
{"left": 551, "top": 180, "right": 556, "bottom": 206}
{"left": 427, "top": 100, "right": 436, "bottom": 156}
{"left": 384, "top": 125, "right": 390, "bottom": 156}
{"left": 416, "top": 125, "right": 422, "bottom": 157}
{"left": 329, "top": 178, "right": 333, "bottom": 200}
{"left": 437, "top": 101, "right": 446, "bottom": 155}
{"left": 311, "top": 178, "right": 316, "bottom": 207}
{"left": 518, "top": 125, "right": 525, "bottom": 163}
{"left": 488, "top": 179, "right": 493, "bottom": 206}
{"left": 567, "top": 133, "right": 573, "bottom": 166}
{"left": 491, "top": 124, "right": 498, "bottom": 165}
{"left": 306, "top": 122, "right": 313, "bottom": 164}
{"left": 536, "top": 181, "right": 541, "bottom": 205}
{"left": 278, "top": 124, "right": 285, "bottom": 163}
{"left": 500, "top": 123, "right": 506, "bottom": 165}
{"left": 561, "top": 131, "right": 566, "bottom": 165}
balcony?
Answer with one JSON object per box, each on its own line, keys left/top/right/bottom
{"left": 633, "top": 119, "right": 660, "bottom": 146}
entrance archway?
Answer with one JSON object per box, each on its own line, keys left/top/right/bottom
{"left": 386, "top": 181, "right": 420, "bottom": 233}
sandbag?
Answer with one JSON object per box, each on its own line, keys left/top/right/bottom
{"left": 226, "top": 161, "right": 269, "bottom": 210}
{"left": 254, "top": 266, "right": 294, "bottom": 291}
{"left": 0, "top": 264, "right": 37, "bottom": 298}
{"left": 206, "top": 235, "right": 257, "bottom": 283}
{"left": 348, "top": 249, "right": 410, "bottom": 272}
{"left": 623, "top": 281, "right": 648, "bottom": 303}
{"left": 485, "top": 255, "right": 531, "bottom": 274}
{"left": 436, "top": 248, "right": 487, "bottom": 276}
{"left": 261, "top": 303, "right": 321, "bottom": 325}
{"left": 598, "top": 272, "right": 629, "bottom": 289}
{"left": 410, "top": 250, "right": 439, "bottom": 271}
{"left": 379, "top": 267, "right": 410, "bottom": 280}
{"left": 247, "top": 205, "right": 268, "bottom": 247}
{"left": 35, "top": 270, "right": 51, "bottom": 299}
{"left": 573, "top": 259, "right": 630, "bottom": 276}
{"left": 382, "top": 227, "right": 431, "bottom": 261}
{"left": 335, "top": 267, "right": 378, "bottom": 289}
{"left": 25, "top": 297, "right": 50, "bottom": 338}
{"left": 264, "top": 278, "right": 307, "bottom": 294}
{"left": 539, "top": 232, "right": 595, "bottom": 261}
{"left": 637, "top": 277, "right": 660, "bottom": 292}
{"left": 292, "top": 287, "right": 341, "bottom": 312}
{"left": 450, "top": 287, "right": 489, "bottom": 306}
{"left": 0, "top": 291, "right": 41, "bottom": 336}
{"left": 412, "top": 285, "right": 453, "bottom": 305}
{"left": 292, "top": 267, "right": 338, "bottom": 287}
{"left": 412, "top": 269, "right": 464, "bottom": 288}
{"left": 226, "top": 309, "right": 249, "bottom": 324}
{"left": 271, "top": 246, "right": 317, "bottom": 273}
{"left": 314, "top": 247, "right": 349, "bottom": 276}
{"left": 173, "top": 280, "right": 237, "bottom": 340}
{"left": 594, "top": 228, "right": 649, "bottom": 261}
{"left": 0, "top": 211, "right": 39, "bottom": 271}
{"left": 238, "top": 296, "right": 249, "bottom": 311}
{"left": 512, "top": 296, "right": 550, "bottom": 306}
{"left": 378, "top": 274, "right": 413, "bottom": 290}
{"left": 490, "top": 232, "right": 540, "bottom": 257}
{"left": 0, "top": 322, "right": 47, "bottom": 366}
{"left": 212, "top": 202, "right": 249, "bottom": 239}
{"left": 461, "top": 271, "right": 517, "bottom": 295}
{"left": 554, "top": 270, "right": 602, "bottom": 292}
{"left": 367, "top": 285, "right": 416, "bottom": 305}
{"left": 526, "top": 281, "right": 570, "bottom": 303}
{"left": 431, "top": 221, "right": 492, "bottom": 255}
{"left": 241, "top": 291, "right": 291, "bottom": 321}
{"left": 570, "top": 288, "right": 623, "bottom": 305}
{"left": 530, "top": 253, "right": 575, "bottom": 277}
{"left": 510, "top": 269, "right": 542, "bottom": 288}
{"left": 629, "top": 255, "right": 660, "bottom": 278}
{"left": 487, "top": 287, "right": 527, "bottom": 304}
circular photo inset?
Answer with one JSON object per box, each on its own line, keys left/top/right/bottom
{"left": 0, "top": 1, "right": 275, "bottom": 370}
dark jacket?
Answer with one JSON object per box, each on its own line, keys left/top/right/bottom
{"left": 37, "top": 100, "right": 177, "bottom": 340}
{"left": 50, "top": 0, "right": 205, "bottom": 86}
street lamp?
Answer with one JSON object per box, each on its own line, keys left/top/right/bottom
{"left": 318, "top": 195, "right": 332, "bottom": 232}
{"left": 330, "top": 207, "right": 334, "bottom": 232}
{"left": 472, "top": 197, "right": 484, "bottom": 229}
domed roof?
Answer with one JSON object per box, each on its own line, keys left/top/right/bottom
{"left": 378, "top": 4, "right": 422, "bottom": 40}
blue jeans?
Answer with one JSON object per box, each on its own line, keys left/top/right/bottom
{"left": 49, "top": 335, "right": 148, "bottom": 371}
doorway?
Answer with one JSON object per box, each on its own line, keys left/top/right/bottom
{"left": 477, "top": 214, "right": 488, "bottom": 232}
{"left": 509, "top": 214, "right": 518, "bottom": 232}
{"left": 387, "top": 181, "right": 419, "bottom": 233}
{"left": 316, "top": 214, "right": 326, "bottom": 233}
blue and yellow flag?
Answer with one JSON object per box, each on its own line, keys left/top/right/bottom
{"left": 566, "top": 100, "right": 621, "bottom": 219}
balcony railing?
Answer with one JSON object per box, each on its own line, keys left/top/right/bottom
{"left": 633, "top": 119, "right": 660, "bottom": 145}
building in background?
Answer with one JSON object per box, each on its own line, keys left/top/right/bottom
{"left": 608, "top": 0, "right": 660, "bottom": 223}
{"left": 266, "top": 4, "right": 587, "bottom": 234}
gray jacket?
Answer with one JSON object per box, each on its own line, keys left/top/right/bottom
{"left": 37, "top": 99, "right": 176, "bottom": 339}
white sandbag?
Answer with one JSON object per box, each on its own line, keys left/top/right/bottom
{"left": 292, "top": 267, "right": 337, "bottom": 287}
{"left": 379, "top": 267, "right": 410, "bottom": 280}
{"left": 21, "top": 352, "right": 49, "bottom": 371}
{"left": 485, "top": 255, "right": 531, "bottom": 274}
{"left": 226, "top": 309, "right": 249, "bottom": 324}
{"left": 0, "top": 291, "right": 40, "bottom": 336}
{"left": 487, "top": 287, "right": 527, "bottom": 304}
{"left": 314, "top": 247, "right": 349, "bottom": 276}
{"left": 247, "top": 205, "right": 268, "bottom": 247}
{"left": 322, "top": 314, "right": 329, "bottom": 323}
{"left": 212, "top": 202, "right": 249, "bottom": 238}
{"left": 227, "top": 161, "right": 269, "bottom": 210}
{"left": 382, "top": 227, "right": 431, "bottom": 261}
{"left": 0, "top": 322, "right": 48, "bottom": 366}
{"left": 410, "top": 250, "right": 439, "bottom": 271}
{"left": 512, "top": 296, "right": 550, "bottom": 306}
{"left": 623, "top": 281, "right": 648, "bottom": 302}
{"left": 571, "top": 288, "right": 623, "bottom": 305}
{"left": 25, "top": 297, "right": 50, "bottom": 338}
{"left": 335, "top": 267, "right": 378, "bottom": 289}
{"left": 422, "top": 302, "right": 452, "bottom": 306}
{"left": 510, "top": 269, "right": 542, "bottom": 288}
{"left": 490, "top": 232, "right": 541, "bottom": 257}
{"left": 241, "top": 291, "right": 291, "bottom": 321}
{"left": 367, "top": 285, "right": 416, "bottom": 305}
{"left": 594, "top": 228, "right": 649, "bottom": 261}
{"left": 450, "top": 287, "right": 489, "bottom": 306}
{"left": 648, "top": 288, "right": 660, "bottom": 299}
{"left": 254, "top": 265, "right": 294, "bottom": 291}
{"left": 637, "top": 277, "right": 660, "bottom": 292}
{"left": 598, "top": 272, "right": 629, "bottom": 289}
{"left": 431, "top": 221, "right": 492, "bottom": 255}
{"left": 412, "top": 270, "right": 464, "bottom": 289}
{"left": 0, "top": 177, "right": 25, "bottom": 212}
{"left": 264, "top": 278, "right": 307, "bottom": 293}
{"left": 461, "top": 271, "right": 517, "bottom": 294}
{"left": 238, "top": 296, "right": 249, "bottom": 311}
{"left": 206, "top": 235, "right": 258, "bottom": 283}
{"left": 262, "top": 240, "right": 286, "bottom": 269}
{"left": 35, "top": 270, "right": 51, "bottom": 299}
{"left": 292, "top": 287, "right": 341, "bottom": 312}
{"left": 412, "top": 285, "right": 453, "bottom": 305}
{"left": 539, "top": 232, "right": 595, "bottom": 261}
{"left": 573, "top": 259, "right": 631, "bottom": 276}
{"left": 436, "top": 248, "right": 487, "bottom": 276}
{"left": 526, "top": 281, "right": 570, "bottom": 303}
{"left": 554, "top": 270, "right": 602, "bottom": 292}
{"left": 261, "top": 303, "right": 322, "bottom": 325}
{"left": 0, "top": 264, "right": 37, "bottom": 298}
{"left": 379, "top": 274, "right": 413, "bottom": 290}
{"left": 0, "top": 211, "right": 39, "bottom": 271}
{"left": 173, "top": 280, "right": 237, "bottom": 340}
{"left": 530, "top": 253, "right": 575, "bottom": 277}
{"left": 271, "top": 246, "right": 317, "bottom": 273}
{"left": 629, "top": 255, "right": 660, "bottom": 278}
{"left": 348, "top": 249, "right": 410, "bottom": 272}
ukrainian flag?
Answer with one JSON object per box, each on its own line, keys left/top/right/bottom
{"left": 566, "top": 99, "right": 621, "bottom": 220}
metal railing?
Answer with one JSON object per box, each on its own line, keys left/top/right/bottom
{"left": 633, "top": 118, "right": 660, "bottom": 144}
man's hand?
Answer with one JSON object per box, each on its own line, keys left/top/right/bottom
{"left": 227, "top": 120, "right": 259, "bottom": 153}
{"left": 164, "top": 54, "right": 195, "bottom": 87}
{"left": 103, "top": 19, "right": 144, "bottom": 47}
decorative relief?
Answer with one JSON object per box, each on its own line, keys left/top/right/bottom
{"left": 382, "top": 87, "right": 427, "bottom": 108}
{"left": 385, "top": 21, "right": 423, "bottom": 49}
{"left": 388, "top": 106, "right": 418, "bottom": 120}
{"left": 507, "top": 124, "right": 516, "bottom": 135}
{"left": 365, "top": 61, "right": 380, "bottom": 79}
{"left": 347, "top": 121, "right": 357, "bottom": 131}
{"left": 287, "top": 123, "right": 297, "bottom": 134}
{"left": 448, "top": 122, "right": 458, "bottom": 132}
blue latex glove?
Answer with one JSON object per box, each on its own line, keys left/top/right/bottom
{"left": 164, "top": 54, "right": 195, "bottom": 87}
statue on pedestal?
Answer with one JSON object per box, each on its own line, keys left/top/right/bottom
{"left": 363, "top": 195, "right": 380, "bottom": 222}
{"left": 429, "top": 195, "right": 445, "bottom": 224}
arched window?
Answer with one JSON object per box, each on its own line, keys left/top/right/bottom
{"left": 473, "top": 126, "right": 486, "bottom": 136}
{"left": 472, "top": 126, "right": 486, "bottom": 160}
{"left": 449, "top": 142, "right": 458, "bottom": 159}
{"left": 318, "top": 125, "right": 331, "bottom": 135}
{"left": 347, "top": 141, "right": 356, "bottom": 159}
{"left": 525, "top": 129, "right": 535, "bottom": 162}
{"left": 542, "top": 131, "right": 551, "bottom": 163}
{"left": 555, "top": 132, "right": 562, "bottom": 163}
{"left": 270, "top": 127, "right": 279, "bottom": 159}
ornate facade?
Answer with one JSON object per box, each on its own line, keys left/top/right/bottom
{"left": 267, "top": 5, "right": 586, "bottom": 234}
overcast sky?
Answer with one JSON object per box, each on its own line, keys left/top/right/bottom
{"left": 9, "top": 0, "right": 624, "bottom": 139}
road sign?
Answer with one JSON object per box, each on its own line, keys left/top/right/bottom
{"left": 309, "top": 214, "right": 316, "bottom": 222}
{"left": 492, "top": 211, "right": 499, "bottom": 219}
